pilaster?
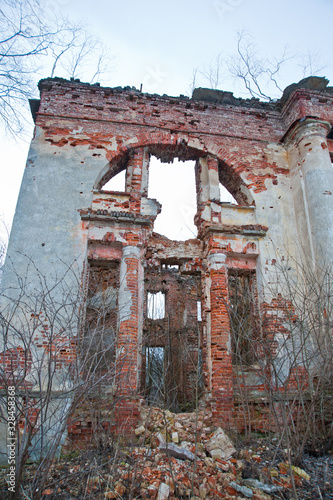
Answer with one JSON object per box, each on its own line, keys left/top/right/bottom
{"left": 115, "top": 245, "right": 143, "bottom": 431}
{"left": 205, "top": 252, "right": 233, "bottom": 427}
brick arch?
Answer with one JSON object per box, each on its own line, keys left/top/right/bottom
{"left": 94, "top": 152, "right": 129, "bottom": 190}
{"left": 218, "top": 158, "right": 255, "bottom": 206}
{"left": 94, "top": 136, "right": 254, "bottom": 206}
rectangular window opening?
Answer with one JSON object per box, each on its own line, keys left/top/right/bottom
{"left": 228, "top": 270, "right": 256, "bottom": 366}
{"left": 161, "top": 263, "right": 180, "bottom": 270}
{"left": 147, "top": 291, "right": 165, "bottom": 320}
{"left": 197, "top": 300, "right": 202, "bottom": 322}
{"left": 145, "top": 346, "right": 165, "bottom": 405}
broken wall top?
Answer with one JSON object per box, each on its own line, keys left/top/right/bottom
{"left": 34, "top": 76, "right": 333, "bottom": 145}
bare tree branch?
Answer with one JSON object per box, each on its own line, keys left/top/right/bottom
{"left": 0, "top": 219, "right": 8, "bottom": 279}
{"left": 299, "top": 49, "right": 327, "bottom": 79}
{"left": 199, "top": 53, "right": 224, "bottom": 90}
{"left": 227, "top": 30, "right": 294, "bottom": 101}
{"left": 190, "top": 30, "right": 321, "bottom": 102}
{"left": 0, "top": 0, "right": 113, "bottom": 137}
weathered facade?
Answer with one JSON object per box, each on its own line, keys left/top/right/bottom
{"left": 1, "top": 76, "right": 333, "bottom": 450}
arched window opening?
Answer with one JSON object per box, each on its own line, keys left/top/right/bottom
{"left": 220, "top": 183, "right": 238, "bottom": 204}
{"left": 148, "top": 157, "right": 197, "bottom": 241}
{"left": 101, "top": 170, "right": 126, "bottom": 192}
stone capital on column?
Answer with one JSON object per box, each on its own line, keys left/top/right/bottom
{"left": 122, "top": 245, "right": 141, "bottom": 258}
{"left": 285, "top": 117, "right": 331, "bottom": 146}
{"left": 207, "top": 252, "right": 227, "bottom": 270}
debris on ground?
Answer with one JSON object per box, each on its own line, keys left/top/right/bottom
{"left": 0, "top": 405, "right": 332, "bottom": 499}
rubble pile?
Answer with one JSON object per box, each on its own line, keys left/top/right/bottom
{"left": 1, "top": 406, "right": 332, "bottom": 499}
{"left": 91, "top": 406, "right": 320, "bottom": 499}
{"left": 117, "top": 407, "right": 307, "bottom": 499}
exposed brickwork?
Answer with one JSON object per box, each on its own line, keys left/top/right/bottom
{"left": 142, "top": 266, "right": 202, "bottom": 411}
{"left": 0, "top": 347, "right": 32, "bottom": 385}
{"left": 2, "top": 76, "right": 333, "bottom": 450}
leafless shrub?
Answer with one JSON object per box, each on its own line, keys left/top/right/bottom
{"left": 0, "top": 256, "right": 123, "bottom": 499}
{"left": 198, "top": 53, "right": 225, "bottom": 90}
{"left": 190, "top": 30, "right": 326, "bottom": 101}
{"left": 228, "top": 30, "right": 292, "bottom": 101}
{"left": 228, "top": 254, "right": 333, "bottom": 465}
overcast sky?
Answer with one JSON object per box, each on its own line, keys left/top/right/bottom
{"left": 1, "top": 0, "right": 332, "bottom": 241}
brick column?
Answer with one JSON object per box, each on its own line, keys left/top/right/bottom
{"left": 195, "top": 156, "right": 221, "bottom": 224}
{"left": 125, "top": 147, "right": 149, "bottom": 195}
{"left": 114, "top": 245, "right": 143, "bottom": 432}
{"left": 206, "top": 252, "right": 233, "bottom": 427}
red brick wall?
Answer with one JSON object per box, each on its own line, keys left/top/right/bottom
{"left": 14, "top": 78, "right": 332, "bottom": 443}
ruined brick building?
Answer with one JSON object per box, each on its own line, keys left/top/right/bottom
{"left": 1, "top": 76, "right": 333, "bottom": 449}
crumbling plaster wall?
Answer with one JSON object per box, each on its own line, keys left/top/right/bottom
{"left": 7, "top": 78, "right": 332, "bottom": 290}
{"left": 1, "top": 77, "right": 333, "bottom": 442}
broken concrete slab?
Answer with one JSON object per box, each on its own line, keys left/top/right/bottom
{"left": 157, "top": 482, "right": 170, "bottom": 500}
{"left": 243, "top": 478, "right": 283, "bottom": 493}
{"left": 159, "top": 442, "right": 195, "bottom": 461}
{"left": 229, "top": 481, "right": 254, "bottom": 498}
{"left": 205, "top": 427, "right": 236, "bottom": 460}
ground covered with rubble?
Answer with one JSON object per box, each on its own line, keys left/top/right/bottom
{"left": 1, "top": 407, "right": 332, "bottom": 499}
